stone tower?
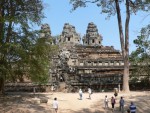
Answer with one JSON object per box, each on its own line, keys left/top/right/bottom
{"left": 83, "top": 22, "right": 103, "bottom": 46}
{"left": 58, "top": 23, "right": 80, "bottom": 45}
{"left": 40, "top": 23, "right": 51, "bottom": 38}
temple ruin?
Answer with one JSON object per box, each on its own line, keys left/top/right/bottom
{"left": 46, "top": 22, "right": 124, "bottom": 92}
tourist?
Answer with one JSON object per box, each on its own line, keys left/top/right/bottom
{"left": 88, "top": 88, "right": 92, "bottom": 99}
{"left": 114, "top": 88, "right": 118, "bottom": 97}
{"left": 79, "top": 89, "right": 83, "bottom": 100}
{"left": 111, "top": 96, "right": 116, "bottom": 111}
{"left": 129, "top": 102, "right": 136, "bottom": 113}
{"left": 104, "top": 95, "right": 108, "bottom": 109}
{"left": 119, "top": 96, "right": 125, "bottom": 112}
{"left": 51, "top": 85, "right": 54, "bottom": 91}
{"left": 51, "top": 85, "right": 55, "bottom": 94}
{"left": 53, "top": 97, "right": 58, "bottom": 113}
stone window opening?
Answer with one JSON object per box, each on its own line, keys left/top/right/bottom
{"left": 110, "top": 61, "right": 114, "bottom": 66}
{"left": 88, "top": 61, "right": 91, "bottom": 66}
{"left": 93, "top": 62, "right": 97, "bottom": 66}
{"left": 68, "top": 37, "right": 70, "bottom": 41}
{"left": 116, "top": 61, "right": 120, "bottom": 66}
{"left": 80, "top": 62, "right": 84, "bottom": 66}
{"left": 99, "top": 61, "right": 102, "bottom": 66}
{"left": 105, "top": 62, "right": 108, "bottom": 66}
{"left": 92, "top": 39, "right": 94, "bottom": 43}
{"left": 121, "top": 61, "right": 124, "bottom": 65}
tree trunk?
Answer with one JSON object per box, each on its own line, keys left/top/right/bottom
{"left": 115, "top": 0, "right": 130, "bottom": 92}
{"left": 115, "top": 0, "right": 125, "bottom": 57}
{"left": 0, "top": 0, "right": 5, "bottom": 95}
{"left": 122, "top": 0, "right": 130, "bottom": 92}
{"left": 0, "top": 78, "right": 5, "bottom": 95}
{"left": 0, "top": 0, "right": 4, "bottom": 44}
{"left": 123, "top": 56, "right": 130, "bottom": 92}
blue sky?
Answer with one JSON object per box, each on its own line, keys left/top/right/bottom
{"left": 41, "top": 0, "right": 150, "bottom": 53}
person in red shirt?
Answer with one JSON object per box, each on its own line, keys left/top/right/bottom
{"left": 111, "top": 96, "right": 116, "bottom": 111}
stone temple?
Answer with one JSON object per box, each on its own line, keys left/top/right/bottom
{"left": 41, "top": 22, "right": 124, "bottom": 92}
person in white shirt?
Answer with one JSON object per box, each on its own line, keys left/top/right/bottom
{"left": 88, "top": 88, "right": 92, "bottom": 99}
{"left": 79, "top": 89, "right": 83, "bottom": 100}
{"left": 53, "top": 97, "right": 58, "bottom": 113}
{"left": 104, "top": 95, "right": 108, "bottom": 109}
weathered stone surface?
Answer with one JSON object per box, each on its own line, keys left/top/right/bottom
{"left": 5, "top": 22, "right": 124, "bottom": 93}
{"left": 59, "top": 23, "right": 80, "bottom": 44}
{"left": 40, "top": 23, "right": 51, "bottom": 38}
{"left": 50, "top": 22, "right": 123, "bottom": 92}
{"left": 83, "top": 22, "right": 103, "bottom": 46}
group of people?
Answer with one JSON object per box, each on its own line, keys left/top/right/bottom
{"left": 104, "top": 95, "right": 136, "bottom": 113}
{"left": 104, "top": 95, "right": 116, "bottom": 111}
{"left": 52, "top": 88, "right": 92, "bottom": 113}
{"left": 52, "top": 88, "right": 137, "bottom": 113}
{"left": 79, "top": 88, "right": 92, "bottom": 100}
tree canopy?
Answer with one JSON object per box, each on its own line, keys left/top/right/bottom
{"left": 130, "top": 24, "right": 150, "bottom": 82}
{"left": 0, "top": 0, "right": 58, "bottom": 94}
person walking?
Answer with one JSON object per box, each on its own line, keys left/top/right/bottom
{"left": 79, "top": 89, "right": 83, "bottom": 100}
{"left": 52, "top": 97, "right": 58, "bottom": 113}
{"left": 51, "top": 85, "right": 55, "bottom": 94}
{"left": 119, "top": 97, "right": 125, "bottom": 113}
{"left": 104, "top": 95, "right": 108, "bottom": 109}
{"left": 129, "top": 102, "right": 136, "bottom": 113}
{"left": 111, "top": 96, "right": 116, "bottom": 112}
{"left": 114, "top": 88, "right": 118, "bottom": 97}
{"left": 88, "top": 88, "right": 92, "bottom": 99}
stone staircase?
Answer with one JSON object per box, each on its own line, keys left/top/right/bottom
{"left": 58, "top": 82, "right": 66, "bottom": 92}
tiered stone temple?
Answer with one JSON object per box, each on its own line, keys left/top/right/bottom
{"left": 83, "top": 22, "right": 103, "bottom": 46}
{"left": 43, "top": 22, "right": 124, "bottom": 92}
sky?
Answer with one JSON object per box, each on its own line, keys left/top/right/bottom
{"left": 40, "top": 0, "right": 150, "bottom": 53}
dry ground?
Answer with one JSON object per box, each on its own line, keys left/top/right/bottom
{"left": 0, "top": 91, "right": 150, "bottom": 113}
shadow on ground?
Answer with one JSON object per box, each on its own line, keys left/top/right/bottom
{"left": 0, "top": 92, "right": 52, "bottom": 113}
{"left": 0, "top": 92, "right": 150, "bottom": 113}
{"left": 59, "top": 94, "right": 150, "bottom": 113}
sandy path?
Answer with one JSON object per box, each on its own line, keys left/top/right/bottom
{"left": 0, "top": 91, "right": 150, "bottom": 113}
{"left": 48, "top": 91, "right": 150, "bottom": 113}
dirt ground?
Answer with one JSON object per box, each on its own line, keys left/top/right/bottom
{"left": 0, "top": 91, "right": 150, "bottom": 113}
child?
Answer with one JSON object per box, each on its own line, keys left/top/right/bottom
{"left": 53, "top": 97, "right": 58, "bottom": 113}
{"left": 104, "top": 95, "right": 108, "bottom": 109}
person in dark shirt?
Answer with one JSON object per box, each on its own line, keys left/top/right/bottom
{"left": 129, "top": 102, "right": 136, "bottom": 113}
{"left": 119, "top": 97, "right": 125, "bottom": 112}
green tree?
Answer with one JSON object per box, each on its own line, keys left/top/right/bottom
{"left": 0, "top": 0, "right": 46, "bottom": 94}
{"left": 130, "top": 24, "right": 150, "bottom": 87}
{"left": 69, "top": 0, "right": 150, "bottom": 92}
{"left": 30, "top": 37, "right": 58, "bottom": 84}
